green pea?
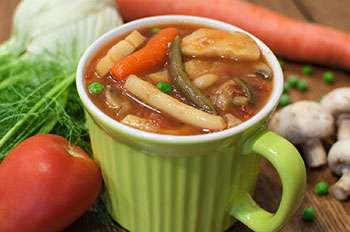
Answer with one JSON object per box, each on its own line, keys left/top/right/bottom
{"left": 287, "top": 75, "right": 299, "bottom": 87}
{"left": 302, "top": 207, "right": 316, "bottom": 221}
{"left": 297, "top": 80, "right": 308, "bottom": 91}
{"left": 315, "top": 181, "right": 328, "bottom": 195}
{"left": 302, "top": 65, "right": 313, "bottom": 75}
{"left": 279, "top": 94, "right": 291, "bottom": 107}
{"left": 323, "top": 72, "right": 334, "bottom": 84}
{"left": 88, "top": 82, "right": 104, "bottom": 94}
{"left": 157, "top": 81, "right": 173, "bottom": 93}
{"left": 151, "top": 27, "right": 161, "bottom": 34}
{"left": 278, "top": 58, "right": 284, "bottom": 69}
{"left": 283, "top": 83, "right": 289, "bottom": 94}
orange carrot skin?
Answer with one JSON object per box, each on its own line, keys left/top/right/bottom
{"left": 111, "top": 27, "right": 179, "bottom": 81}
{"left": 116, "top": 0, "right": 350, "bottom": 70}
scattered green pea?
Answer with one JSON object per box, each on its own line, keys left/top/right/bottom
{"left": 323, "top": 71, "right": 334, "bottom": 84}
{"left": 302, "top": 207, "right": 316, "bottom": 221}
{"left": 297, "top": 80, "right": 308, "bottom": 91}
{"left": 302, "top": 65, "right": 313, "bottom": 75}
{"left": 151, "top": 27, "right": 161, "bottom": 34}
{"left": 278, "top": 58, "right": 284, "bottom": 69}
{"left": 283, "top": 83, "right": 289, "bottom": 94}
{"left": 88, "top": 82, "right": 104, "bottom": 94}
{"left": 279, "top": 94, "right": 291, "bottom": 107}
{"left": 315, "top": 181, "right": 328, "bottom": 195}
{"left": 157, "top": 81, "right": 173, "bottom": 93}
{"left": 287, "top": 75, "right": 299, "bottom": 87}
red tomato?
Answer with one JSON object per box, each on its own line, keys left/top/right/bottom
{"left": 0, "top": 134, "right": 102, "bottom": 232}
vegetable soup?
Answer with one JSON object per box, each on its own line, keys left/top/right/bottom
{"left": 84, "top": 23, "right": 274, "bottom": 135}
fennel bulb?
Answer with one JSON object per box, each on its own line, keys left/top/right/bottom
{"left": 0, "top": 0, "right": 123, "bottom": 159}
{"left": 13, "top": 0, "right": 123, "bottom": 64}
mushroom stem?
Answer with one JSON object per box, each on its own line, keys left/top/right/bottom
{"left": 337, "top": 114, "right": 350, "bottom": 140}
{"left": 300, "top": 139, "right": 327, "bottom": 168}
{"left": 330, "top": 169, "right": 350, "bottom": 201}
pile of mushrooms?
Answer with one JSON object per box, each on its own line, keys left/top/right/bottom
{"left": 269, "top": 100, "right": 334, "bottom": 167}
{"left": 321, "top": 87, "right": 350, "bottom": 200}
{"left": 269, "top": 87, "right": 350, "bottom": 201}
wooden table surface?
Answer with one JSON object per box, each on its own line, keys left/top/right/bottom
{"left": 1, "top": 0, "right": 349, "bottom": 231}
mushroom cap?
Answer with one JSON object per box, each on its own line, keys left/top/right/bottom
{"left": 269, "top": 100, "right": 334, "bottom": 144}
{"left": 320, "top": 87, "right": 350, "bottom": 116}
{"left": 328, "top": 139, "right": 350, "bottom": 176}
{"left": 254, "top": 62, "right": 272, "bottom": 79}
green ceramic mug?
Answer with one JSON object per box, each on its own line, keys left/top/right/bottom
{"left": 76, "top": 15, "right": 306, "bottom": 232}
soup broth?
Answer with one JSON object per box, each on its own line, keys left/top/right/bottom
{"left": 84, "top": 23, "right": 274, "bottom": 135}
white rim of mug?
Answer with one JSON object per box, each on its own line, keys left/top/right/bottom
{"left": 76, "top": 15, "right": 283, "bottom": 143}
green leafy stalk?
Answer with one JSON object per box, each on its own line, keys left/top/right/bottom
{"left": 0, "top": 73, "right": 75, "bottom": 159}
{"left": 35, "top": 90, "right": 69, "bottom": 135}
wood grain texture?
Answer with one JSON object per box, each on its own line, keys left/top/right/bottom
{"left": 0, "top": 0, "right": 19, "bottom": 42}
{"left": 294, "top": 0, "right": 350, "bottom": 31}
{"left": 0, "top": 0, "right": 349, "bottom": 231}
{"left": 242, "top": 0, "right": 306, "bottom": 21}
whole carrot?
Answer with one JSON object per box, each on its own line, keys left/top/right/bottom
{"left": 111, "top": 27, "right": 179, "bottom": 81}
{"left": 116, "top": 0, "right": 350, "bottom": 70}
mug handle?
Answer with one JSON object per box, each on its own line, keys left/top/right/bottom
{"left": 229, "top": 129, "right": 306, "bottom": 232}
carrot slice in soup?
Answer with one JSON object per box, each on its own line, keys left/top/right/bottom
{"left": 111, "top": 27, "right": 179, "bottom": 81}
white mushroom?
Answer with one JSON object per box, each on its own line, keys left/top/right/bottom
{"left": 269, "top": 101, "right": 334, "bottom": 167}
{"left": 104, "top": 86, "right": 130, "bottom": 118}
{"left": 328, "top": 139, "right": 350, "bottom": 200}
{"left": 320, "top": 87, "right": 350, "bottom": 140}
{"left": 336, "top": 114, "right": 350, "bottom": 140}
{"left": 105, "top": 86, "right": 122, "bottom": 108}
{"left": 253, "top": 62, "right": 273, "bottom": 79}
